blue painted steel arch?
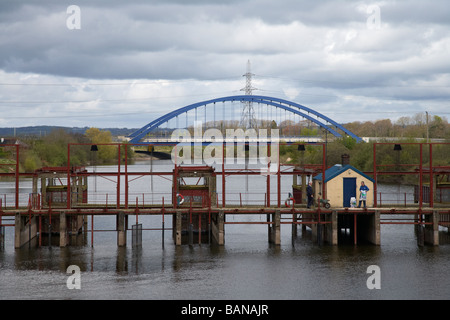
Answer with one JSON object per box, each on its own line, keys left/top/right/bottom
{"left": 128, "top": 95, "right": 362, "bottom": 143}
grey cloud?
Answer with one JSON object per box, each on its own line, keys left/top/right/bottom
{"left": 0, "top": 0, "right": 449, "bottom": 128}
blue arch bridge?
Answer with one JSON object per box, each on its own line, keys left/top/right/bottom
{"left": 127, "top": 95, "right": 363, "bottom": 144}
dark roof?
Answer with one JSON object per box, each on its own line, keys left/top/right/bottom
{"left": 0, "top": 138, "right": 19, "bottom": 145}
{"left": 314, "top": 164, "right": 375, "bottom": 183}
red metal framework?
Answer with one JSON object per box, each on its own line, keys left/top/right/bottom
{"left": 0, "top": 144, "right": 19, "bottom": 209}
{"left": 64, "top": 141, "right": 327, "bottom": 210}
{"left": 373, "top": 142, "right": 450, "bottom": 208}
{"left": 3, "top": 141, "right": 449, "bottom": 211}
{"left": 1, "top": 141, "right": 449, "bottom": 248}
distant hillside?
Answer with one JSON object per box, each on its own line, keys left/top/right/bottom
{"left": 0, "top": 126, "right": 139, "bottom": 138}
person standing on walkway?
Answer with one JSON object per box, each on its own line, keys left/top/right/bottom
{"left": 357, "top": 181, "right": 369, "bottom": 208}
{"left": 307, "top": 181, "right": 314, "bottom": 208}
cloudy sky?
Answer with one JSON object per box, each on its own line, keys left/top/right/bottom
{"left": 0, "top": 0, "right": 449, "bottom": 129}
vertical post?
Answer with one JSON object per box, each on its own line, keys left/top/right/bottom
{"left": 173, "top": 164, "right": 178, "bottom": 209}
{"left": 189, "top": 198, "right": 193, "bottom": 246}
{"left": 14, "top": 213, "right": 21, "bottom": 249}
{"left": 67, "top": 144, "right": 71, "bottom": 209}
{"left": 135, "top": 197, "right": 139, "bottom": 225}
{"left": 117, "top": 144, "right": 121, "bottom": 209}
{"left": 0, "top": 203, "right": 2, "bottom": 250}
{"left": 39, "top": 214, "right": 42, "bottom": 247}
{"left": 162, "top": 197, "right": 165, "bottom": 249}
{"left": 429, "top": 143, "right": 433, "bottom": 207}
{"left": 91, "top": 214, "right": 94, "bottom": 247}
{"left": 354, "top": 212, "right": 357, "bottom": 245}
{"left": 431, "top": 210, "right": 439, "bottom": 246}
{"left": 222, "top": 143, "right": 226, "bottom": 208}
{"left": 419, "top": 143, "right": 423, "bottom": 209}
{"left": 49, "top": 208, "right": 52, "bottom": 247}
{"left": 292, "top": 206, "right": 297, "bottom": 238}
{"left": 60, "top": 212, "right": 67, "bottom": 247}
{"left": 28, "top": 211, "right": 32, "bottom": 249}
{"left": 322, "top": 143, "right": 326, "bottom": 201}
{"left": 125, "top": 143, "right": 128, "bottom": 209}
{"left": 331, "top": 210, "right": 338, "bottom": 245}
{"left": 269, "top": 210, "right": 281, "bottom": 245}
{"left": 175, "top": 210, "right": 182, "bottom": 246}
{"left": 198, "top": 213, "right": 201, "bottom": 245}
{"left": 267, "top": 144, "right": 271, "bottom": 207}
{"left": 117, "top": 212, "right": 126, "bottom": 247}
{"left": 373, "top": 210, "right": 381, "bottom": 245}
{"left": 208, "top": 200, "right": 211, "bottom": 245}
{"left": 277, "top": 147, "right": 281, "bottom": 208}
{"left": 15, "top": 144, "right": 19, "bottom": 209}
{"left": 373, "top": 143, "right": 377, "bottom": 207}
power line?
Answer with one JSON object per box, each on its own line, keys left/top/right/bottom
{"left": 0, "top": 76, "right": 241, "bottom": 87}
{"left": 0, "top": 110, "right": 164, "bottom": 119}
{"left": 0, "top": 90, "right": 238, "bottom": 105}
{"left": 255, "top": 74, "right": 450, "bottom": 89}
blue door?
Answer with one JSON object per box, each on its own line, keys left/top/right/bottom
{"left": 343, "top": 178, "right": 356, "bottom": 207}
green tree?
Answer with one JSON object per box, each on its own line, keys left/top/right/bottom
{"left": 85, "top": 128, "right": 117, "bottom": 164}
{"left": 32, "top": 129, "right": 86, "bottom": 167}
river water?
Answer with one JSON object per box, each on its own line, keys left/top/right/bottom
{"left": 0, "top": 161, "right": 449, "bottom": 301}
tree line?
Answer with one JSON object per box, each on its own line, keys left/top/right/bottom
{"left": 344, "top": 113, "right": 450, "bottom": 139}
{"left": 3, "top": 112, "right": 449, "bottom": 182}
{"left": 17, "top": 128, "right": 133, "bottom": 172}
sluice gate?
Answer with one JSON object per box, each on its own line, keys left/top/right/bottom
{"left": 0, "top": 142, "right": 450, "bottom": 249}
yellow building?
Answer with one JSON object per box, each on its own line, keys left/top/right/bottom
{"left": 313, "top": 164, "right": 375, "bottom": 208}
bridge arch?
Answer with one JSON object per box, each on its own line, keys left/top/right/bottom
{"left": 128, "top": 95, "right": 362, "bottom": 143}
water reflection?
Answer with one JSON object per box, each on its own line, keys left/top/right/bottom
{"left": 2, "top": 224, "right": 450, "bottom": 299}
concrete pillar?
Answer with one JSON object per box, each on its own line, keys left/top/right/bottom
{"left": 0, "top": 225, "right": 4, "bottom": 249}
{"left": 424, "top": 211, "right": 439, "bottom": 246}
{"left": 371, "top": 211, "right": 381, "bottom": 245}
{"left": 14, "top": 213, "right": 21, "bottom": 249}
{"left": 60, "top": 212, "right": 68, "bottom": 247}
{"left": 117, "top": 213, "right": 127, "bottom": 247}
{"left": 14, "top": 213, "right": 37, "bottom": 249}
{"left": 292, "top": 212, "right": 298, "bottom": 238}
{"left": 326, "top": 211, "right": 338, "bottom": 245}
{"left": 211, "top": 210, "right": 225, "bottom": 245}
{"left": 174, "top": 210, "right": 182, "bottom": 246}
{"left": 269, "top": 210, "right": 280, "bottom": 245}
{"left": 310, "top": 214, "right": 318, "bottom": 241}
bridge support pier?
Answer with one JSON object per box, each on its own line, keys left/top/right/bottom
{"left": 60, "top": 212, "right": 67, "bottom": 247}
{"left": 323, "top": 211, "right": 338, "bottom": 245}
{"left": 423, "top": 211, "right": 439, "bottom": 246}
{"left": 292, "top": 212, "right": 298, "bottom": 238}
{"left": 15, "top": 213, "right": 38, "bottom": 249}
{"left": 211, "top": 210, "right": 225, "bottom": 246}
{"left": 117, "top": 213, "right": 127, "bottom": 247}
{"left": 268, "top": 210, "right": 280, "bottom": 245}
{"left": 174, "top": 210, "right": 182, "bottom": 246}
{"left": 369, "top": 211, "right": 381, "bottom": 245}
